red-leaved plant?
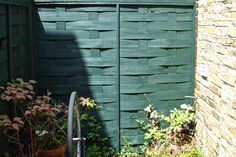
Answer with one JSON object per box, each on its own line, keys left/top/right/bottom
{"left": 0, "top": 79, "right": 68, "bottom": 157}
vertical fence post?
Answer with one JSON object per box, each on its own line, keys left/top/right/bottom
{"left": 6, "top": 4, "right": 12, "bottom": 80}
{"left": 116, "top": 4, "right": 120, "bottom": 152}
{"left": 28, "top": 2, "right": 33, "bottom": 79}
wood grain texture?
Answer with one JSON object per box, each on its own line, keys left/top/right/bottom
{"left": 35, "top": 5, "right": 120, "bottom": 149}
{"left": 119, "top": 5, "right": 194, "bottom": 146}
{"left": 35, "top": 3, "right": 195, "bottom": 150}
{"left": 0, "top": 2, "right": 31, "bottom": 156}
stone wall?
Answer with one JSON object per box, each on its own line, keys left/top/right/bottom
{"left": 195, "top": 0, "right": 236, "bottom": 156}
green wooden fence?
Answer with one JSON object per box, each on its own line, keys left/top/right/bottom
{"left": 0, "top": 0, "right": 33, "bottom": 155}
{"left": 35, "top": 0, "right": 196, "bottom": 151}
{"left": 0, "top": 0, "right": 196, "bottom": 153}
{"left": 0, "top": 0, "right": 33, "bottom": 113}
{"left": 0, "top": 0, "right": 33, "bottom": 86}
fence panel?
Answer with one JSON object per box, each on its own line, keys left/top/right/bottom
{"left": 35, "top": 1, "right": 196, "bottom": 151}
{"left": 0, "top": 0, "right": 32, "bottom": 155}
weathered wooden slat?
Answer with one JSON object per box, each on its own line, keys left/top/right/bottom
{"left": 11, "top": 36, "right": 27, "bottom": 47}
{"left": 120, "top": 21, "right": 193, "bottom": 32}
{"left": 37, "top": 7, "right": 55, "bottom": 12}
{"left": 176, "top": 65, "right": 192, "bottom": 72}
{"left": 34, "top": 0, "right": 196, "bottom": 4}
{"left": 12, "top": 26, "right": 28, "bottom": 36}
{"left": 148, "top": 21, "right": 193, "bottom": 31}
{"left": 120, "top": 117, "right": 146, "bottom": 129}
{"left": 99, "top": 102, "right": 118, "bottom": 111}
{"left": 11, "top": 15, "right": 27, "bottom": 25}
{"left": 38, "top": 66, "right": 116, "bottom": 76}
{"left": 122, "top": 81, "right": 191, "bottom": 92}
{"left": 68, "top": 39, "right": 116, "bottom": 48}
{"left": 120, "top": 65, "right": 167, "bottom": 75}
{"left": 120, "top": 84, "right": 167, "bottom": 94}
{"left": 120, "top": 48, "right": 171, "bottom": 58}
{"left": 0, "top": 26, "right": 7, "bottom": 37}
{"left": 37, "top": 67, "right": 109, "bottom": 76}
{"left": 0, "top": 74, "right": 8, "bottom": 86}
{"left": 148, "top": 90, "right": 191, "bottom": 100}
{"left": 36, "top": 30, "right": 89, "bottom": 40}
{"left": 11, "top": 46, "right": 27, "bottom": 57}
{"left": 148, "top": 55, "right": 192, "bottom": 66}
{"left": 177, "top": 12, "right": 193, "bottom": 21}
{"left": 66, "top": 6, "right": 116, "bottom": 12}
{"left": 39, "top": 84, "right": 116, "bottom": 94}
{"left": 36, "top": 22, "right": 56, "bottom": 30}
{"left": 121, "top": 12, "right": 168, "bottom": 22}
{"left": 11, "top": 5, "right": 27, "bottom": 14}
{"left": 37, "top": 39, "right": 117, "bottom": 48}
{"left": 176, "top": 30, "right": 193, "bottom": 39}
{"left": 121, "top": 54, "right": 190, "bottom": 66}
{"left": 38, "top": 57, "right": 116, "bottom": 67}
{"left": 148, "top": 39, "right": 192, "bottom": 48}
{"left": 101, "top": 67, "right": 116, "bottom": 75}
{"left": 120, "top": 101, "right": 147, "bottom": 111}
{"left": 148, "top": 73, "right": 191, "bottom": 84}
{"left": 120, "top": 22, "right": 147, "bottom": 32}
{"left": 40, "top": 75, "right": 116, "bottom": 85}
{"left": 97, "top": 120, "right": 119, "bottom": 131}
{"left": 0, "top": 49, "right": 7, "bottom": 63}
{"left": 66, "top": 21, "right": 116, "bottom": 30}
{"left": 120, "top": 30, "right": 168, "bottom": 39}
{"left": 120, "top": 135, "right": 145, "bottom": 145}
{"left": 37, "top": 48, "right": 91, "bottom": 58}
{"left": 121, "top": 112, "right": 144, "bottom": 120}
{"left": 0, "top": 5, "right": 6, "bottom": 14}
{"left": 120, "top": 89, "right": 190, "bottom": 102}
{"left": 0, "top": 15, "right": 6, "bottom": 25}
{"left": 37, "top": 12, "right": 89, "bottom": 21}
{"left": 148, "top": 7, "right": 193, "bottom": 13}
{"left": 11, "top": 67, "right": 28, "bottom": 79}
{"left": 120, "top": 129, "right": 144, "bottom": 137}
{"left": 0, "top": 61, "right": 8, "bottom": 82}
{"left": 36, "top": 30, "right": 117, "bottom": 41}
{"left": 96, "top": 110, "right": 119, "bottom": 121}
{"left": 120, "top": 39, "right": 192, "bottom": 48}
{"left": 11, "top": 56, "right": 28, "bottom": 69}
{"left": 120, "top": 76, "right": 148, "bottom": 84}
{"left": 38, "top": 65, "right": 109, "bottom": 77}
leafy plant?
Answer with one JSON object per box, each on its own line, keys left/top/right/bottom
{"left": 119, "top": 141, "right": 140, "bottom": 157}
{"left": 78, "top": 97, "right": 117, "bottom": 157}
{"left": 179, "top": 147, "right": 203, "bottom": 157}
{"left": 0, "top": 79, "right": 68, "bottom": 156}
{"left": 24, "top": 93, "right": 68, "bottom": 150}
{"left": 120, "top": 96, "right": 203, "bottom": 157}
{"left": 0, "top": 79, "right": 36, "bottom": 156}
{"left": 0, "top": 78, "right": 35, "bottom": 104}
{"left": 162, "top": 105, "right": 195, "bottom": 134}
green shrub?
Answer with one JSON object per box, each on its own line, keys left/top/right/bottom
{"left": 79, "top": 97, "right": 117, "bottom": 157}
{"left": 120, "top": 97, "right": 203, "bottom": 157}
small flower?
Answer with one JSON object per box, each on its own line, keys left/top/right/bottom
{"left": 79, "top": 97, "right": 89, "bottom": 107}
{"left": 180, "top": 104, "right": 188, "bottom": 109}
{"left": 36, "top": 130, "right": 48, "bottom": 136}
{"left": 144, "top": 105, "right": 152, "bottom": 113}
{"left": 150, "top": 110, "right": 158, "bottom": 119}
{"left": 181, "top": 104, "right": 194, "bottom": 112}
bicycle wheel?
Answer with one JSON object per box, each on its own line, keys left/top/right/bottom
{"left": 67, "top": 92, "right": 81, "bottom": 157}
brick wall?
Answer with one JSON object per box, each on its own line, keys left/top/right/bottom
{"left": 195, "top": 0, "right": 236, "bottom": 156}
